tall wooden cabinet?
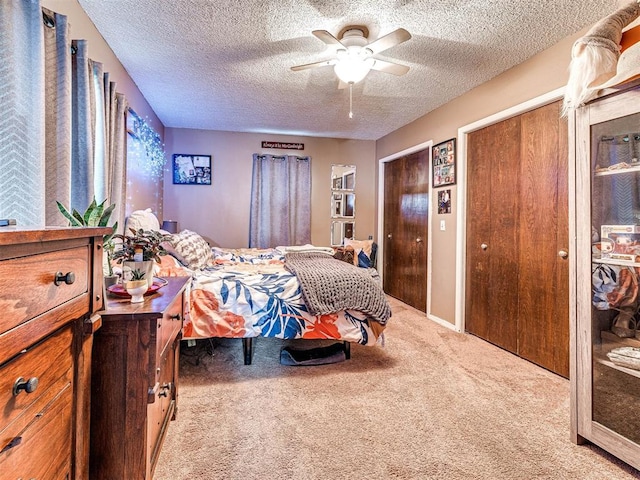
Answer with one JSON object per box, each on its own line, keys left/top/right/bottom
{"left": 0, "top": 227, "right": 106, "bottom": 479}
{"left": 572, "top": 82, "right": 640, "bottom": 470}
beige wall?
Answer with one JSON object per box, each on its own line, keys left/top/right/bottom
{"left": 376, "top": 30, "right": 585, "bottom": 326}
{"left": 163, "top": 129, "right": 376, "bottom": 248}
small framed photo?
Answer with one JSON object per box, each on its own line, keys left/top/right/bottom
{"left": 437, "top": 189, "right": 452, "bottom": 214}
{"left": 432, "top": 139, "right": 456, "bottom": 188}
{"left": 173, "top": 154, "right": 212, "bottom": 185}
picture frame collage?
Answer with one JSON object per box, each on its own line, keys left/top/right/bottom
{"left": 172, "top": 154, "right": 212, "bottom": 185}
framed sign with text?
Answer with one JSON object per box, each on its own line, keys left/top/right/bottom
{"left": 432, "top": 139, "right": 456, "bottom": 188}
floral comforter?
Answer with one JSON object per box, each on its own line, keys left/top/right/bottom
{"left": 157, "top": 247, "right": 385, "bottom": 345}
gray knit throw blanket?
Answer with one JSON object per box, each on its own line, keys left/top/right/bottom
{"left": 284, "top": 252, "right": 391, "bottom": 325}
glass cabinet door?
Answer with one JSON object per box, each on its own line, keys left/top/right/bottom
{"left": 590, "top": 111, "right": 640, "bottom": 445}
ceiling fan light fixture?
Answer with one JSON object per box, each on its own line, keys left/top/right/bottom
{"left": 334, "top": 56, "right": 374, "bottom": 84}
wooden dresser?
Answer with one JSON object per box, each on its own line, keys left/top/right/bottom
{"left": 0, "top": 227, "right": 106, "bottom": 479}
{"left": 90, "top": 275, "right": 189, "bottom": 480}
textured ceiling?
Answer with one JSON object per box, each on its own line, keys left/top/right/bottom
{"left": 77, "top": 0, "right": 617, "bottom": 140}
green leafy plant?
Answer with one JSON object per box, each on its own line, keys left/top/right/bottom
{"left": 57, "top": 197, "right": 119, "bottom": 276}
{"left": 104, "top": 239, "right": 116, "bottom": 277}
{"left": 111, "top": 228, "right": 170, "bottom": 264}
{"left": 57, "top": 197, "right": 118, "bottom": 243}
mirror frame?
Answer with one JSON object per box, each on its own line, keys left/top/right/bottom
{"left": 331, "top": 164, "right": 356, "bottom": 192}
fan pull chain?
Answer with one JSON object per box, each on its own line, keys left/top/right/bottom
{"left": 349, "top": 83, "right": 353, "bottom": 119}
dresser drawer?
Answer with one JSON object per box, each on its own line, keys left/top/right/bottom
{"left": 0, "top": 325, "right": 73, "bottom": 428}
{"left": 0, "top": 382, "right": 73, "bottom": 479}
{"left": 155, "top": 292, "right": 183, "bottom": 380}
{"left": 147, "top": 341, "right": 177, "bottom": 477}
{"left": 0, "top": 246, "right": 89, "bottom": 333}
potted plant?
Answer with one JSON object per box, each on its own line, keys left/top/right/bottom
{"left": 103, "top": 239, "right": 119, "bottom": 288}
{"left": 57, "top": 197, "right": 118, "bottom": 285}
{"left": 124, "top": 268, "right": 148, "bottom": 303}
{"left": 112, "top": 228, "right": 170, "bottom": 288}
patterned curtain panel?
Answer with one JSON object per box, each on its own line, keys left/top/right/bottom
{"left": 43, "top": 7, "right": 71, "bottom": 226}
{"left": 249, "top": 154, "right": 311, "bottom": 248}
{"left": 107, "top": 90, "right": 128, "bottom": 234}
{"left": 0, "top": 0, "right": 45, "bottom": 226}
{"left": 0, "top": 3, "right": 129, "bottom": 228}
{"left": 70, "top": 39, "right": 94, "bottom": 212}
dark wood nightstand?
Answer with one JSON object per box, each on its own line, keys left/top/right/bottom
{"left": 90, "top": 276, "right": 189, "bottom": 480}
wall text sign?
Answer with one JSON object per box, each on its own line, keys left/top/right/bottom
{"left": 261, "top": 141, "right": 304, "bottom": 150}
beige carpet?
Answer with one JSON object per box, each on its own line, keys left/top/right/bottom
{"left": 154, "top": 297, "right": 640, "bottom": 480}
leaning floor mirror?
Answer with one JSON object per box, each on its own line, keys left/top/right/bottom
{"left": 330, "top": 164, "right": 356, "bottom": 246}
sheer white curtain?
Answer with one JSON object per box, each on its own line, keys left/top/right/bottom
{"left": 249, "top": 154, "right": 311, "bottom": 248}
{"left": 0, "top": 2, "right": 128, "bottom": 227}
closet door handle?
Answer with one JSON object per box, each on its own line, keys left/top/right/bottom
{"left": 387, "top": 233, "right": 392, "bottom": 239}
{"left": 480, "top": 243, "right": 488, "bottom": 250}
{"left": 416, "top": 237, "right": 423, "bottom": 243}
{"left": 558, "top": 250, "right": 568, "bottom": 259}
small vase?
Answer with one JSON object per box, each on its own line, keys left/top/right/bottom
{"left": 125, "top": 280, "right": 148, "bottom": 303}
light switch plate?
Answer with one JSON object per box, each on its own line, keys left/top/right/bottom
{"left": 440, "top": 220, "right": 446, "bottom": 231}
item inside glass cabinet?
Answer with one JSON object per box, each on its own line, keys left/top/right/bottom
{"left": 590, "top": 112, "right": 640, "bottom": 446}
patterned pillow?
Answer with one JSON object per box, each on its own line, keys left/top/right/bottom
{"left": 160, "top": 240, "right": 188, "bottom": 266}
{"left": 343, "top": 239, "right": 374, "bottom": 267}
{"left": 169, "top": 230, "right": 213, "bottom": 270}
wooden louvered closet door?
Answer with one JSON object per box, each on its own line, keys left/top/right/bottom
{"left": 465, "top": 100, "right": 569, "bottom": 377}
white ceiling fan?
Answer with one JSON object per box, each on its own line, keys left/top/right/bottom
{"left": 291, "top": 26, "right": 412, "bottom": 87}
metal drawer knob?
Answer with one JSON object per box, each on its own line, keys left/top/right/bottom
{"left": 481, "top": 243, "right": 488, "bottom": 250}
{"left": 54, "top": 271, "right": 75, "bottom": 286}
{"left": 159, "top": 382, "right": 172, "bottom": 397}
{"left": 13, "top": 377, "right": 39, "bottom": 396}
{"left": 558, "top": 250, "right": 568, "bottom": 259}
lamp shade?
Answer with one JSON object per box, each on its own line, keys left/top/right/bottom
{"left": 333, "top": 51, "right": 374, "bottom": 84}
{"left": 161, "top": 220, "right": 178, "bottom": 234}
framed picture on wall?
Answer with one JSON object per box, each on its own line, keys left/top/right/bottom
{"left": 172, "top": 154, "right": 212, "bottom": 185}
{"left": 432, "top": 139, "right": 456, "bottom": 188}
{"left": 437, "top": 189, "right": 452, "bottom": 214}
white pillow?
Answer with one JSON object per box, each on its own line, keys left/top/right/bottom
{"left": 125, "top": 208, "right": 160, "bottom": 233}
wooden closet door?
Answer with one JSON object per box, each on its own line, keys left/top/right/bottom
{"left": 466, "top": 100, "right": 569, "bottom": 378}
{"left": 384, "top": 158, "right": 403, "bottom": 301}
{"left": 383, "top": 151, "right": 429, "bottom": 311}
{"left": 466, "top": 116, "right": 521, "bottom": 353}
{"left": 517, "top": 101, "right": 569, "bottom": 377}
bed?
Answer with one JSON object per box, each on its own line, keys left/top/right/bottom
{"left": 155, "top": 230, "right": 391, "bottom": 364}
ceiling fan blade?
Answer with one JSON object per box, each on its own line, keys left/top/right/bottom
{"left": 291, "top": 58, "right": 337, "bottom": 72}
{"left": 312, "top": 30, "right": 344, "bottom": 47}
{"left": 366, "top": 28, "right": 411, "bottom": 55}
{"left": 371, "top": 59, "right": 410, "bottom": 76}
